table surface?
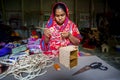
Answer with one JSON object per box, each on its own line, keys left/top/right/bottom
{"left": 1, "top": 55, "right": 120, "bottom": 80}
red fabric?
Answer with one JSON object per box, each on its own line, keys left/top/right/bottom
{"left": 82, "top": 39, "right": 96, "bottom": 49}
{"left": 31, "top": 30, "right": 37, "bottom": 35}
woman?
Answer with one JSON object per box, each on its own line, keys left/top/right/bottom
{"left": 40, "top": 2, "right": 82, "bottom": 57}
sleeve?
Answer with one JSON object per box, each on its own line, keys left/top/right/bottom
{"left": 40, "top": 24, "right": 49, "bottom": 51}
{"left": 72, "top": 24, "right": 83, "bottom": 42}
{"left": 40, "top": 35, "right": 49, "bottom": 51}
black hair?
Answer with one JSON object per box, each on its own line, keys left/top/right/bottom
{"left": 53, "top": 3, "right": 67, "bottom": 16}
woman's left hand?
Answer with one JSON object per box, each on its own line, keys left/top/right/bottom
{"left": 61, "top": 32, "right": 71, "bottom": 38}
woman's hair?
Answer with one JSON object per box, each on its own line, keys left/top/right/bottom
{"left": 53, "top": 3, "right": 67, "bottom": 16}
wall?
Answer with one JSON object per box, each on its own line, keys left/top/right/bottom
{"left": 0, "top": 0, "right": 106, "bottom": 38}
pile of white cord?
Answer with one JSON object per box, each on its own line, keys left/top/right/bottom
{"left": 0, "top": 53, "right": 54, "bottom": 80}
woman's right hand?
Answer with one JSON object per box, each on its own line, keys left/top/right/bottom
{"left": 44, "top": 28, "right": 51, "bottom": 38}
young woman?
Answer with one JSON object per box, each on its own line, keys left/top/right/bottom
{"left": 40, "top": 2, "right": 82, "bottom": 57}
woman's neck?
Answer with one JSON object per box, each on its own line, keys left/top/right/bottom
{"left": 57, "top": 23, "right": 63, "bottom": 26}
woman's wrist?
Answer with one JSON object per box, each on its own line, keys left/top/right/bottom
{"left": 68, "top": 32, "right": 71, "bottom": 38}
{"left": 44, "top": 36, "right": 50, "bottom": 43}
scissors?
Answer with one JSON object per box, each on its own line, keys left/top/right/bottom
{"left": 72, "top": 62, "right": 108, "bottom": 76}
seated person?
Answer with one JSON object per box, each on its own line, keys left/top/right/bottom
{"left": 40, "top": 2, "right": 82, "bottom": 57}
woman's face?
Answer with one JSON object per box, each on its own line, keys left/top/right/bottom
{"left": 54, "top": 8, "right": 66, "bottom": 26}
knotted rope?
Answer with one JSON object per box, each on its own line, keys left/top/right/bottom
{"left": 0, "top": 53, "right": 53, "bottom": 80}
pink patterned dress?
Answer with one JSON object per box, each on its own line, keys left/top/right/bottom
{"left": 40, "top": 2, "right": 82, "bottom": 57}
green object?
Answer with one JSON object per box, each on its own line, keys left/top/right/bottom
{"left": 12, "top": 45, "right": 27, "bottom": 54}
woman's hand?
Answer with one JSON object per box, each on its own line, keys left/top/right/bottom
{"left": 61, "top": 32, "right": 71, "bottom": 39}
{"left": 44, "top": 28, "right": 51, "bottom": 38}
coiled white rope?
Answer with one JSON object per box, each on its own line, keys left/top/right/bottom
{"left": 0, "top": 53, "right": 54, "bottom": 80}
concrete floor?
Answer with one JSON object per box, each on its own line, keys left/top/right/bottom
{"left": 79, "top": 45, "right": 120, "bottom": 71}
